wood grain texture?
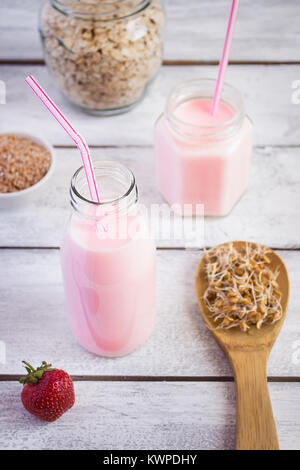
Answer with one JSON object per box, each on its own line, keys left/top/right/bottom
{"left": 0, "top": 146, "right": 299, "bottom": 249}
{"left": 195, "top": 242, "right": 290, "bottom": 449}
{"left": 0, "top": 249, "right": 299, "bottom": 377}
{"left": 0, "top": 381, "right": 299, "bottom": 450}
{"left": 1, "top": 0, "right": 300, "bottom": 62}
{"left": 0, "top": 64, "right": 299, "bottom": 147}
{"left": 233, "top": 350, "right": 279, "bottom": 450}
{"left": 1, "top": 0, "right": 299, "bottom": 452}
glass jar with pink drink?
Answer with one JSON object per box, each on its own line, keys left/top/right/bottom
{"left": 61, "top": 161, "right": 156, "bottom": 357}
{"left": 155, "top": 79, "right": 253, "bottom": 216}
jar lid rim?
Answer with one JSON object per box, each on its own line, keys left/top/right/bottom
{"left": 52, "top": 0, "right": 152, "bottom": 19}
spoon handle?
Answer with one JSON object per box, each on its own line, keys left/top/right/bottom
{"left": 229, "top": 349, "right": 279, "bottom": 450}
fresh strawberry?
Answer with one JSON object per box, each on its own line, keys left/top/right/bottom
{"left": 19, "top": 360, "right": 75, "bottom": 422}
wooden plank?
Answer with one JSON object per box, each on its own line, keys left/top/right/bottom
{"left": 0, "top": 380, "right": 299, "bottom": 450}
{"left": 0, "top": 249, "right": 299, "bottom": 377}
{"left": 0, "top": 64, "right": 299, "bottom": 147}
{"left": 0, "top": 146, "right": 299, "bottom": 250}
{"left": 1, "top": 0, "right": 300, "bottom": 63}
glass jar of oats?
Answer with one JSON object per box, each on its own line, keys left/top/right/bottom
{"left": 40, "top": 0, "right": 165, "bottom": 115}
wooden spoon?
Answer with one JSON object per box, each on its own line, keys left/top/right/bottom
{"left": 195, "top": 241, "right": 289, "bottom": 450}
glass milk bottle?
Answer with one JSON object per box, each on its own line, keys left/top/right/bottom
{"left": 61, "top": 162, "right": 156, "bottom": 357}
{"left": 155, "top": 79, "right": 253, "bottom": 216}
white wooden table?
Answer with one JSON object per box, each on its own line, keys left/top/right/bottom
{"left": 1, "top": 0, "right": 300, "bottom": 450}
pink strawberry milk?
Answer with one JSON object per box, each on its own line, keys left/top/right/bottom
{"left": 61, "top": 162, "right": 156, "bottom": 357}
{"left": 155, "top": 79, "right": 253, "bottom": 216}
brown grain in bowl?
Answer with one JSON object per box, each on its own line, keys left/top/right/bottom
{"left": 0, "top": 134, "right": 51, "bottom": 193}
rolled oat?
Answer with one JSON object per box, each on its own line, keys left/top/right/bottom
{"left": 40, "top": 0, "right": 165, "bottom": 113}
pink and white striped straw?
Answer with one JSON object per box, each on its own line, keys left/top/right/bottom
{"left": 25, "top": 75, "right": 100, "bottom": 203}
{"left": 210, "top": 0, "right": 240, "bottom": 116}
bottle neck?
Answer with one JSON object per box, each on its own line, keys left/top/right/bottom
{"left": 165, "top": 79, "right": 245, "bottom": 143}
{"left": 51, "top": 0, "right": 152, "bottom": 20}
{"left": 70, "top": 161, "right": 138, "bottom": 221}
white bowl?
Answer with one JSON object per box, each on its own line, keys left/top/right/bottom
{"left": 0, "top": 131, "right": 55, "bottom": 210}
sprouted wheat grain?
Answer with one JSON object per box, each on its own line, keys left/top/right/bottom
{"left": 203, "top": 243, "right": 282, "bottom": 332}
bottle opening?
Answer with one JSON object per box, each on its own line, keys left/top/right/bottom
{"left": 70, "top": 161, "right": 138, "bottom": 219}
{"left": 166, "top": 79, "right": 245, "bottom": 141}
